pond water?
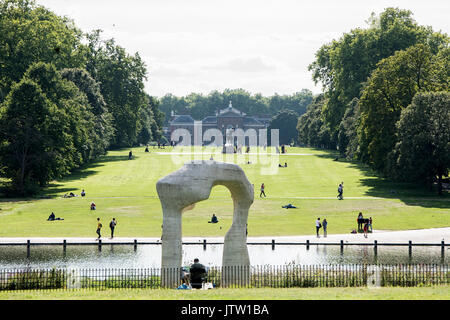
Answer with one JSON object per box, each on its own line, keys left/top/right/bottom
{"left": 0, "top": 244, "right": 447, "bottom": 269}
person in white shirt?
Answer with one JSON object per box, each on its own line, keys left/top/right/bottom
{"left": 316, "top": 218, "right": 322, "bottom": 238}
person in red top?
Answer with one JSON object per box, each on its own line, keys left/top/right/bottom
{"left": 363, "top": 221, "right": 368, "bottom": 238}
{"left": 260, "top": 183, "right": 266, "bottom": 198}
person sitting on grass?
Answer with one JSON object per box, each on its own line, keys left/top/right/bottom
{"left": 208, "top": 214, "right": 219, "bottom": 223}
{"left": 47, "top": 212, "right": 63, "bottom": 221}
{"left": 180, "top": 267, "right": 190, "bottom": 286}
{"left": 90, "top": 202, "right": 96, "bottom": 210}
{"left": 81, "top": 189, "right": 86, "bottom": 197}
{"left": 189, "top": 258, "right": 207, "bottom": 289}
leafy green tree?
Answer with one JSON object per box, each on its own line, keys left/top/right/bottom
{"left": 60, "top": 68, "right": 114, "bottom": 157}
{"left": 390, "top": 92, "right": 450, "bottom": 194}
{"left": 358, "top": 44, "right": 448, "bottom": 172}
{"left": 85, "top": 31, "right": 148, "bottom": 147}
{"left": 297, "top": 95, "right": 334, "bottom": 149}
{"left": 0, "top": 0, "right": 86, "bottom": 101}
{"left": 0, "top": 78, "right": 72, "bottom": 193}
{"left": 309, "top": 7, "right": 448, "bottom": 150}
{"left": 23, "top": 62, "right": 94, "bottom": 166}
{"left": 268, "top": 110, "right": 299, "bottom": 145}
{"left": 338, "top": 98, "right": 361, "bottom": 159}
{"left": 157, "top": 89, "right": 312, "bottom": 123}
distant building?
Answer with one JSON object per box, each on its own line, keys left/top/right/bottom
{"left": 169, "top": 102, "right": 271, "bottom": 145}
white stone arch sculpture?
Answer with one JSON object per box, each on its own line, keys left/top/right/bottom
{"left": 156, "top": 160, "right": 254, "bottom": 287}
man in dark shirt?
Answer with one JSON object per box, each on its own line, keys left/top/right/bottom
{"left": 189, "top": 258, "right": 207, "bottom": 289}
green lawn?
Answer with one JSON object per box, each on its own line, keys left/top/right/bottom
{"left": 0, "top": 146, "right": 448, "bottom": 237}
{"left": 0, "top": 286, "right": 449, "bottom": 300}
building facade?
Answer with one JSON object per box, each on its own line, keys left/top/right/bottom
{"left": 168, "top": 102, "right": 270, "bottom": 146}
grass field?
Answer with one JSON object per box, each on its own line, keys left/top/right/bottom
{"left": 0, "top": 286, "right": 449, "bottom": 300}
{"left": 0, "top": 146, "right": 448, "bottom": 238}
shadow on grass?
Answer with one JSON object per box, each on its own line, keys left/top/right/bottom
{"left": 316, "top": 149, "right": 450, "bottom": 209}
{"left": 0, "top": 152, "right": 140, "bottom": 202}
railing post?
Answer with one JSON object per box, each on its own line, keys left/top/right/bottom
{"left": 340, "top": 240, "right": 344, "bottom": 254}
{"left": 306, "top": 239, "right": 310, "bottom": 250}
{"left": 63, "top": 239, "right": 67, "bottom": 256}
{"left": 373, "top": 240, "right": 378, "bottom": 264}
{"left": 271, "top": 239, "right": 275, "bottom": 250}
{"left": 134, "top": 239, "right": 138, "bottom": 252}
{"left": 441, "top": 240, "right": 445, "bottom": 263}
{"left": 203, "top": 239, "right": 207, "bottom": 250}
{"left": 27, "top": 240, "right": 30, "bottom": 258}
{"left": 408, "top": 241, "right": 412, "bottom": 258}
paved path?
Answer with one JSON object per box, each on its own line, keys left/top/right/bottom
{"left": 0, "top": 228, "right": 448, "bottom": 244}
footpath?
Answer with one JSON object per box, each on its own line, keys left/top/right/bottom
{"left": 0, "top": 227, "right": 448, "bottom": 244}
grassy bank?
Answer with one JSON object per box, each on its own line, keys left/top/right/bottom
{"left": 0, "top": 286, "right": 449, "bottom": 300}
{"left": 0, "top": 147, "right": 448, "bottom": 237}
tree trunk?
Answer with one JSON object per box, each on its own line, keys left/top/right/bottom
{"left": 437, "top": 173, "right": 443, "bottom": 196}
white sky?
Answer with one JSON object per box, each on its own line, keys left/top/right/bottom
{"left": 36, "top": 0, "right": 449, "bottom": 98}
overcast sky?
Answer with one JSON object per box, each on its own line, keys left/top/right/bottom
{"left": 36, "top": 0, "right": 449, "bottom": 98}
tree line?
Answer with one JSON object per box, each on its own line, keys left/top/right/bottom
{"left": 298, "top": 8, "right": 449, "bottom": 194}
{"left": 158, "top": 89, "right": 313, "bottom": 124}
{"left": 0, "top": 0, "right": 164, "bottom": 195}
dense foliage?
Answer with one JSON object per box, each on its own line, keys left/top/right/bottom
{"left": 0, "top": 0, "right": 162, "bottom": 194}
{"left": 389, "top": 92, "right": 450, "bottom": 195}
{"left": 158, "top": 89, "right": 313, "bottom": 123}
{"left": 299, "top": 7, "right": 449, "bottom": 194}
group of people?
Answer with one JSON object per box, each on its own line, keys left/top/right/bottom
{"left": 95, "top": 217, "right": 117, "bottom": 240}
{"left": 278, "top": 162, "right": 288, "bottom": 168}
{"left": 315, "top": 218, "right": 328, "bottom": 237}
{"left": 357, "top": 212, "right": 373, "bottom": 238}
{"left": 179, "top": 258, "right": 208, "bottom": 289}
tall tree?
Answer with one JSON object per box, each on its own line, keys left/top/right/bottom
{"left": 390, "top": 92, "right": 450, "bottom": 194}
{"left": 309, "top": 7, "right": 448, "bottom": 150}
{"left": 85, "top": 31, "right": 148, "bottom": 147}
{"left": 358, "top": 44, "right": 448, "bottom": 172}
{"left": 0, "top": 78, "right": 75, "bottom": 193}
{"left": 0, "top": 0, "right": 86, "bottom": 101}
{"left": 60, "top": 68, "right": 114, "bottom": 158}
{"left": 268, "top": 110, "right": 299, "bottom": 145}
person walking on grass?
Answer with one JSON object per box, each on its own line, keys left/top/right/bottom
{"left": 260, "top": 183, "right": 266, "bottom": 198}
{"left": 337, "top": 182, "right": 344, "bottom": 200}
{"left": 323, "top": 218, "right": 328, "bottom": 238}
{"left": 109, "top": 218, "right": 117, "bottom": 239}
{"left": 316, "top": 218, "right": 322, "bottom": 238}
{"left": 96, "top": 218, "right": 102, "bottom": 240}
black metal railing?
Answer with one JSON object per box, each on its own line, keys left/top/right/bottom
{"left": 0, "top": 264, "right": 448, "bottom": 291}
